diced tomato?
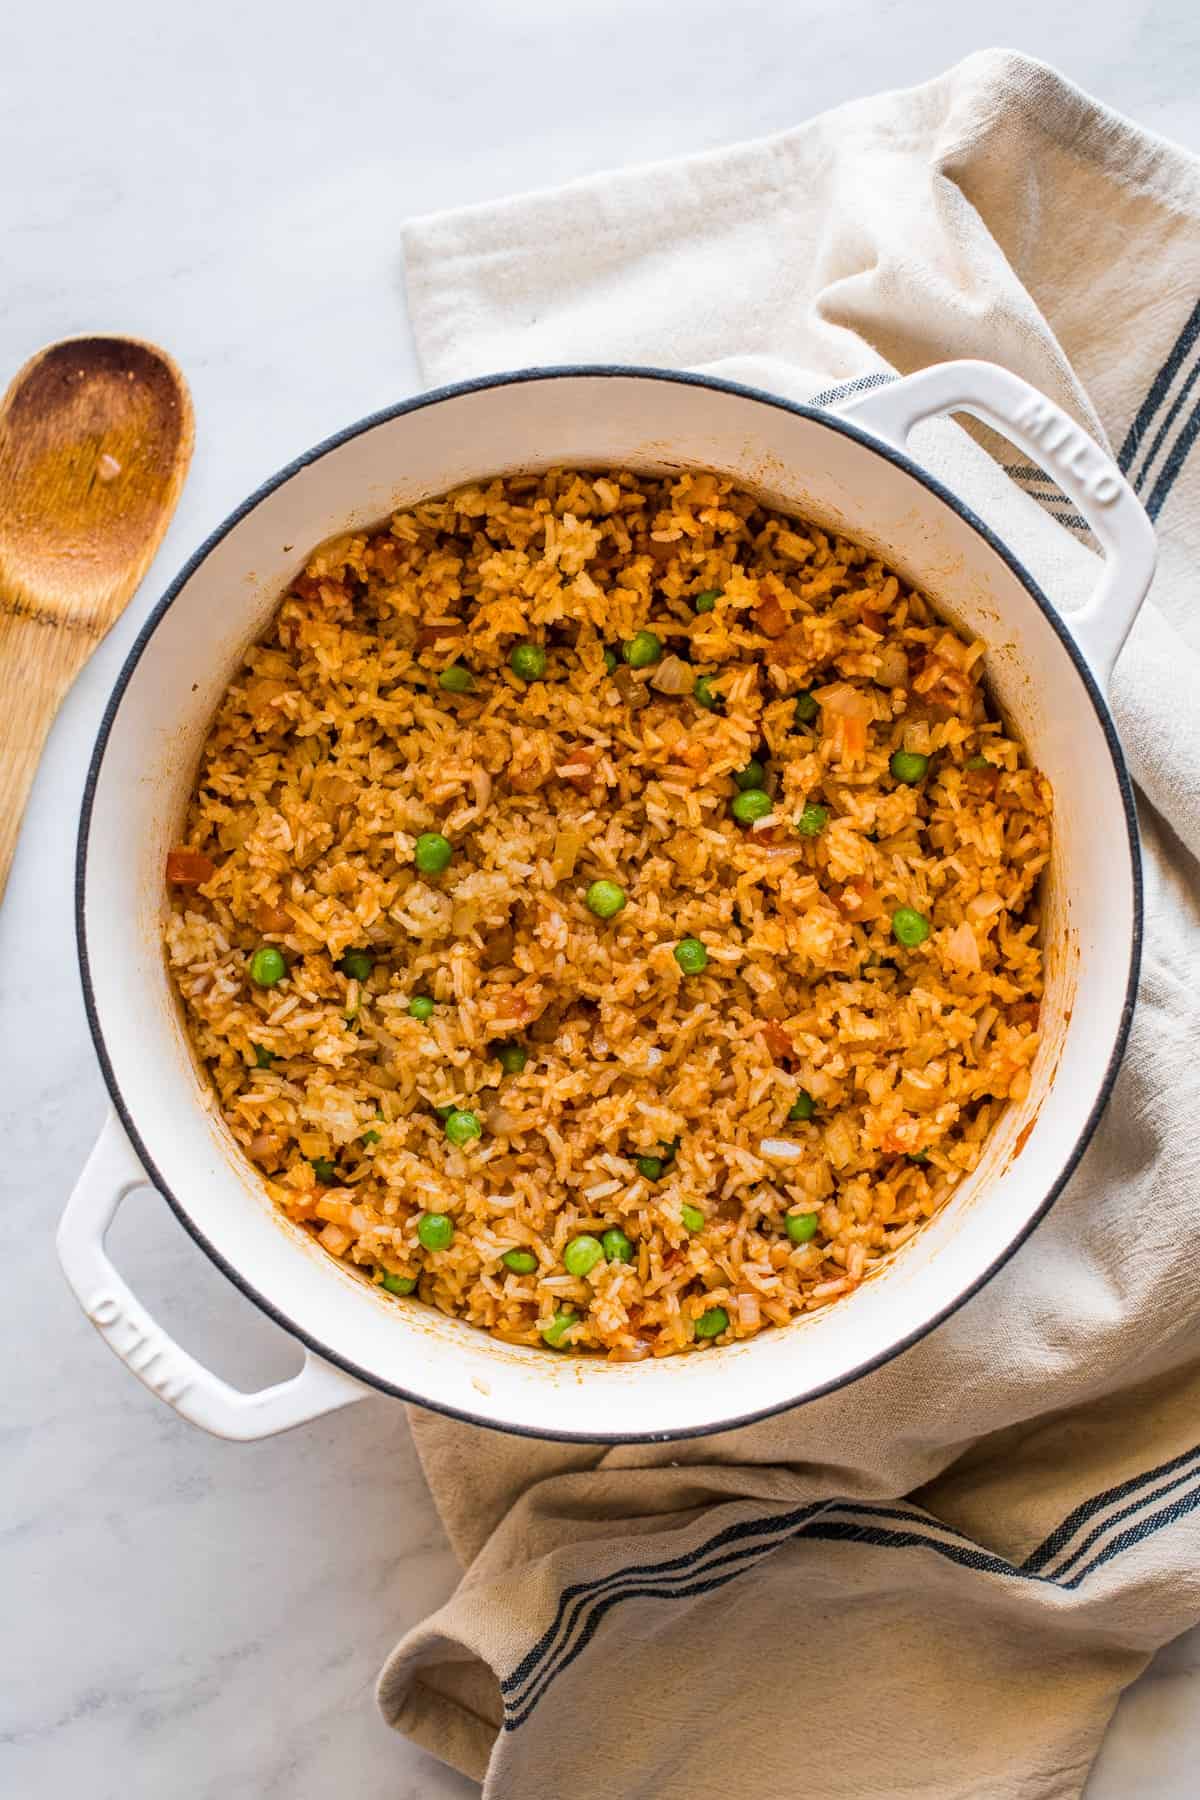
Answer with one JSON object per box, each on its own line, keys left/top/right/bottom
{"left": 837, "top": 877, "right": 885, "bottom": 921}
{"left": 165, "top": 848, "right": 215, "bottom": 887}
{"left": 415, "top": 622, "right": 461, "bottom": 650}
{"left": 254, "top": 900, "right": 292, "bottom": 934}
{"left": 292, "top": 572, "right": 349, "bottom": 607}
{"left": 965, "top": 763, "right": 1000, "bottom": 798}
{"left": 558, "top": 744, "right": 597, "bottom": 792}
{"left": 367, "top": 538, "right": 401, "bottom": 578}
{"left": 761, "top": 1020, "right": 795, "bottom": 1060}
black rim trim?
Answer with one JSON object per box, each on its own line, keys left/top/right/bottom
{"left": 75, "top": 362, "right": 1144, "bottom": 1444}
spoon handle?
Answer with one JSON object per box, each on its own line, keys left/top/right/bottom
{"left": 0, "top": 606, "right": 91, "bottom": 903}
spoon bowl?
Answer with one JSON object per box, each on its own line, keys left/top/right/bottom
{"left": 0, "top": 334, "right": 192, "bottom": 902}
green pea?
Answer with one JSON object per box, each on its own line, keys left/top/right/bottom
{"left": 339, "top": 949, "right": 373, "bottom": 982}
{"left": 602, "top": 1227, "right": 635, "bottom": 1264}
{"left": 965, "top": 754, "right": 991, "bottom": 770}
{"left": 408, "top": 994, "right": 435, "bottom": 1021}
{"left": 907, "top": 1151, "right": 929, "bottom": 1165}
{"left": 310, "top": 1157, "right": 337, "bottom": 1185}
{"left": 510, "top": 642, "right": 547, "bottom": 681}
{"left": 380, "top": 1271, "right": 416, "bottom": 1295}
{"left": 603, "top": 647, "right": 618, "bottom": 674}
{"left": 890, "top": 750, "right": 930, "bottom": 785}
{"left": 674, "top": 937, "right": 709, "bottom": 975}
{"left": 731, "top": 788, "right": 773, "bottom": 825}
{"left": 564, "top": 1234, "right": 604, "bottom": 1277}
{"left": 734, "top": 759, "right": 766, "bottom": 791}
{"left": 797, "top": 804, "right": 829, "bottom": 837}
{"left": 693, "top": 589, "right": 721, "bottom": 613}
{"left": 785, "top": 1211, "right": 819, "bottom": 1244}
{"left": 414, "top": 832, "right": 453, "bottom": 875}
{"left": 417, "top": 1211, "right": 455, "bottom": 1251}
{"left": 502, "top": 1248, "right": 538, "bottom": 1274}
{"left": 249, "top": 946, "right": 286, "bottom": 988}
{"left": 438, "top": 664, "right": 474, "bottom": 693}
{"left": 361, "top": 1129, "right": 381, "bottom": 1146}
{"left": 541, "top": 1309, "right": 576, "bottom": 1349}
{"left": 434, "top": 1102, "right": 455, "bottom": 1120}
{"left": 585, "top": 879, "right": 626, "bottom": 920}
{"left": 681, "top": 1203, "right": 705, "bottom": 1233}
{"left": 494, "top": 1041, "right": 528, "bottom": 1075}
{"left": 252, "top": 1043, "right": 276, "bottom": 1068}
{"left": 793, "top": 689, "right": 818, "bottom": 726}
{"left": 637, "top": 1155, "right": 665, "bottom": 1181}
{"left": 693, "top": 675, "right": 719, "bottom": 710}
{"left": 444, "top": 1109, "right": 482, "bottom": 1147}
{"left": 891, "top": 906, "right": 931, "bottom": 948}
{"left": 622, "top": 630, "right": 662, "bottom": 669}
{"left": 694, "top": 1306, "right": 729, "bottom": 1339}
{"left": 788, "top": 1090, "right": 815, "bottom": 1122}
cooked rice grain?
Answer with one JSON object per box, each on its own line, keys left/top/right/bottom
{"left": 164, "top": 469, "right": 1051, "bottom": 1357}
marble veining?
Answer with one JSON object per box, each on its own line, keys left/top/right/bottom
{"left": 2, "top": 1, "right": 1198, "bottom": 1793}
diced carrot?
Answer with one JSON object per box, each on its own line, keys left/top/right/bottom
{"left": 753, "top": 591, "right": 790, "bottom": 637}
{"left": 165, "top": 848, "right": 216, "bottom": 887}
{"left": 761, "top": 1020, "right": 795, "bottom": 1060}
{"left": 836, "top": 716, "right": 868, "bottom": 760}
{"left": 316, "top": 1197, "right": 354, "bottom": 1226}
{"left": 668, "top": 741, "right": 709, "bottom": 772}
{"left": 254, "top": 900, "right": 292, "bottom": 934}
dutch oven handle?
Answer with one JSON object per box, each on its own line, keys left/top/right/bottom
{"left": 833, "top": 360, "right": 1157, "bottom": 689}
{"left": 56, "top": 1111, "right": 370, "bottom": 1440}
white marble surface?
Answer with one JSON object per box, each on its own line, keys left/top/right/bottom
{"left": 2, "top": 2, "right": 1198, "bottom": 1793}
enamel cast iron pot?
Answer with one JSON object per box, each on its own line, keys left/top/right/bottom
{"left": 58, "top": 362, "right": 1155, "bottom": 1443}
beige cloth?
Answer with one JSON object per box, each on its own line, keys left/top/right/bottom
{"left": 381, "top": 50, "right": 1200, "bottom": 1799}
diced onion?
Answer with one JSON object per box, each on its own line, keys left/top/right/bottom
{"left": 759, "top": 1137, "right": 805, "bottom": 1163}
{"left": 736, "top": 1292, "right": 761, "bottom": 1328}
{"left": 552, "top": 825, "right": 584, "bottom": 880}
{"left": 873, "top": 644, "right": 909, "bottom": 688}
{"left": 972, "top": 1004, "right": 999, "bottom": 1057}
{"left": 817, "top": 681, "right": 874, "bottom": 720}
{"left": 649, "top": 654, "right": 694, "bottom": 695}
{"left": 945, "top": 920, "right": 982, "bottom": 971}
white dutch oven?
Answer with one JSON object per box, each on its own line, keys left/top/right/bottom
{"left": 58, "top": 362, "right": 1154, "bottom": 1443}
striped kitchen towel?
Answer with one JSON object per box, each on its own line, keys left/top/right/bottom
{"left": 380, "top": 50, "right": 1200, "bottom": 1799}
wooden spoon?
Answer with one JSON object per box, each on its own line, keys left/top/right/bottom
{"left": 0, "top": 335, "right": 193, "bottom": 903}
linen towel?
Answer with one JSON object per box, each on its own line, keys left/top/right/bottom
{"left": 380, "top": 50, "right": 1200, "bottom": 1799}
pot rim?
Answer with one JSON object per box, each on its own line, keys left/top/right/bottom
{"left": 75, "top": 362, "right": 1144, "bottom": 1443}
